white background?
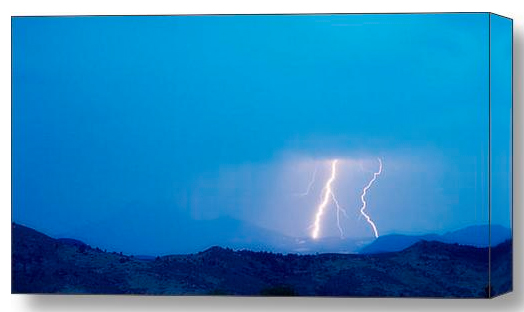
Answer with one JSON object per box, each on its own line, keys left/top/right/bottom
{"left": 2, "top": 0, "right": 523, "bottom": 311}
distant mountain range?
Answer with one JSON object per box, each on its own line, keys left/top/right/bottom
{"left": 51, "top": 216, "right": 374, "bottom": 255}
{"left": 23, "top": 217, "right": 511, "bottom": 256}
{"left": 195, "top": 217, "right": 376, "bottom": 254}
{"left": 359, "top": 224, "right": 511, "bottom": 254}
{"left": 11, "top": 223, "right": 512, "bottom": 297}
{"left": 170, "top": 220, "right": 511, "bottom": 255}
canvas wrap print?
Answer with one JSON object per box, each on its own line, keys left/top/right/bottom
{"left": 12, "top": 13, "right": 513, "bottom": 298}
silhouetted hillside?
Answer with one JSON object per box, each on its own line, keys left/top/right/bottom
{"left": 11, "top": 223, "right": 512, "bottom": 297}
{"left": 490, "top": 239, "right": 513, "bottom": 297}
{"left": 360, "top": 224, "right": 511, "bottom": 254}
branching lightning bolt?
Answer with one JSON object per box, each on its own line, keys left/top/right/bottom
{"left": 295, "top": 166, "right": 318, "bottom": 197}
{"left": 331, "top": 193, "right": 349, "bottom": 238}
{"left": 311, "top": 159, "right": 338, "bottom": 239}
{"left": 358, "top": 158, "right": 382, "bottom": 238}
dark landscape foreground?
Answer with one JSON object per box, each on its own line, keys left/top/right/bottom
{"left": 12, "top": 223, "right": 512, "bottom": 297}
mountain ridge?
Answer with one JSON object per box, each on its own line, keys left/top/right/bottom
{"left": 360, "top": 224, "right": 511, "bottom": 254}
{"left": 11, "top": 223, "right": 512, "bottom": 297}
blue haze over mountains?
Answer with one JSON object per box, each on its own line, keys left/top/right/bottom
{"left": 52, "top": 218, "right": 509, "bottom": 256}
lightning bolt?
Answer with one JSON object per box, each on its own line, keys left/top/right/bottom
{"left": 295, "top": 166, "right": 318, "bottom": 197}
{"left": 311, "top": 159, "right": 338, "bottom": 239}
{"left": 331, "top": 193, "right": 349, "bottom": 238}
{"left": 358, "top": 158, "right": 382, "bottom": 238}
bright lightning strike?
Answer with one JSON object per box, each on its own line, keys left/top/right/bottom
{"left": 358, "top": 158, "right": 382, "bottom": 238}
{"left": 311, "top": 159, "right": 339, "bottom": 239}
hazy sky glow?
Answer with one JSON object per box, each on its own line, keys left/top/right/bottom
{"left": 12, "top": 14, "right": 511, "bottom": 255}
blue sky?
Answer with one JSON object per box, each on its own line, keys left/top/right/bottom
{"left": 12, "top": 14, "right": 512, "bottom": 255}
